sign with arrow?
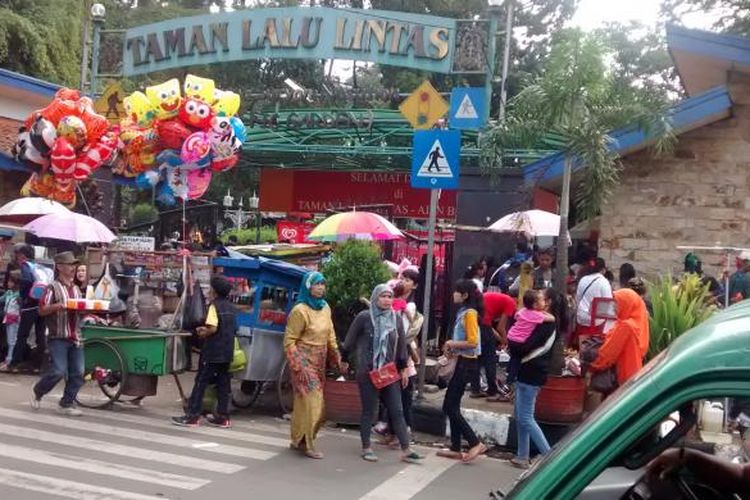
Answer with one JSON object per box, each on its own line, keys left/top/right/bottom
{"left": 449, "top": 87, "right": 486, "bottom": 130}
{"left": 411, "top": 130, "right": 461, "bottom": 190}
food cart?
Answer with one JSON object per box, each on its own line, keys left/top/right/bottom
{"left": 76, "top": 326, "right": 191, "bottom": 408}
{"left": 212, "top": 255, "right": 307, "bottom": 411}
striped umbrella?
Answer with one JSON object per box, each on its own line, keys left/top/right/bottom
{"left": 308, "top": 211, "right": 404, "bottom": 242}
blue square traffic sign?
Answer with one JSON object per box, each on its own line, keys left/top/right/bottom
{"left": 449, "top": 87, "right": 487, "bottom": 130}
{"left": 411, "top": 130, "right": 461, "bottom": 190}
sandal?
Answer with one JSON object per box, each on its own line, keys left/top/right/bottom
{"left": 436, "top": 449, "right": 463, "bottom": 460}
{"left": 304, "top": 449, "right": 324, "bottom": 459}
{"left": 362, "top": 450, "right": 379, "bottom": 462}
{"left": 509, "top": 457, "right": 530, "bottom": 469}
{"left": 401, "top": 451, "right": 423, "bottom": 464}
{"left": 462, "top": 442, "right": 488, "bottom": 463}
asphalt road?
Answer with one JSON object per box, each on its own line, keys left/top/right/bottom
{"left": 0, "top": 373, "right": 521, "bottom": 500}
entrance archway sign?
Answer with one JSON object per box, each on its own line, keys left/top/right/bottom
{"left": 123, "top": 7, "right": 482, "bottom": 77}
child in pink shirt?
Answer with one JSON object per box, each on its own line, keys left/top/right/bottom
{"left": 506, "top": 290, "right": 555, "bottom": 384}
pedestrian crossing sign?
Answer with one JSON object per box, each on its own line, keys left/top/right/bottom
{"left": 449, "top": 87, "right": 487, "bottom": 130}
{"left": 411, "top": 130, "right": 461, "bottom": 190}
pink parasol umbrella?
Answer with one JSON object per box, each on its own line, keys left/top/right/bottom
{"left": 308, "top": 211, "right": 404, "bottom": 242}
{"left": 23, "top": 212, "right": 116, "bottom": 244}
{"left": 0, "top": 197, "right": 70, "bottom": 224}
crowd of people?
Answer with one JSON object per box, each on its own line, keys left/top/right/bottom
{"left": 4, "top": 235, "right": 747, "bottom": 473}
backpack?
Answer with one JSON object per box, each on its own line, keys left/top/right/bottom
{"left": 27, "top": 262, "right": 54, "bottom": 300}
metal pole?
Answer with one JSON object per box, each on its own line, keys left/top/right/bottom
{"left": 498, "top": 0, "right": 514, "bottom": 121}
{"left": 416, "top": 188, "right": 439, "bottom": 399}
{"left": 484, "top": 17, "right": 498, "bottom": 125}
{"left": 255, "top": 209, "right": 261, "bottom": 244}
{"left": 79, "top": 1, "right": 91, "bottom": 91}
{"left": 90, "top": 20, "right": 102, "bottom": 97}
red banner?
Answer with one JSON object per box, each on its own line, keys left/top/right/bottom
{"left": 391, "top": 230, "right": 454, "bottom": 272}
{"left": 276, "top": 221, "right": 315, "bottom": 244}
{"left": 260, "top": 169, "right": 457, "bottom": 221}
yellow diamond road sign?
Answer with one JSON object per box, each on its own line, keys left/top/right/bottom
{"left": 399, "top": 80, "right": 449, "bottom": 130}
{"left": 94, "top": 82, "right": 126, "bottom": 124}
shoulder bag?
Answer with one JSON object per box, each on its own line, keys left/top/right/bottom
{"left": 369, "top": 329, "right": 401, "bottom": 390}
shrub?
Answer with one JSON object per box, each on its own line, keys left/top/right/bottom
{"left": 321, "top": 240, "right": 391, "bottom": 338}
{"left": 220, "top": 226, "right": 277, "bottom": 245}
{"left": 647, "top": 273, "right": 716, "bottom": 360}
{"left": 130, "top": 203, "right": 158, "bottom": 226}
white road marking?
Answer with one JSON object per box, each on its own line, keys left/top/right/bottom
{"left": 87, "top": 408, "right": 289, "bottom": 447}
{"left": 0, "top": 467, "right": 168, "bottom": 500}
{"left": 0, "top": 422, "right": 243, "bottom": 473}
{"left": 0, "top": 381, "right": 19, "bottom": 387}
{"left": 0, "top": 442, "right": 209, "bottom": 490}
{"left": 358, "top": 453, "right": 458, "bottom": 500}
{"left": 0, "top": 407, "right": 275, "bottom": 460}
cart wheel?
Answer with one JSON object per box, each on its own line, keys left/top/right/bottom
{"left": 76, "top": 338, "right": 127, "bottom": 409}
{"left": 231, "top": 380, "right": 264, "bottom": 409}
{"left": 277, "top": 360, "right": 293, "bottom": 416}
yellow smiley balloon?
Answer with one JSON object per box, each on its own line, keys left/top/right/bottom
{"left": 145, "top": 79, "right": 181, "bottom": 120}
{"left": 184, "top": 74, "right": 215, "bottom": 104}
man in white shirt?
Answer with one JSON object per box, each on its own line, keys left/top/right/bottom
{"left": 574, "top": 258, "right": 613, "bottom": 343}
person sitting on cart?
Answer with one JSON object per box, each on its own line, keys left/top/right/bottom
{"left": 173, "top": 275, "right": 237, "bottom": 428}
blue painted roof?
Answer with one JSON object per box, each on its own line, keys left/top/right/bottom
{"left": 0, "top": 151, "right": 31, "bottom": 173}
{"left": 667, "top": 24, "right": 750, "bottom": 68}
{"left": 523, "top": 85, "right": 733, "bottom": 184}
{"left": 0, "top": 68, "right": 60, "bottom": 97}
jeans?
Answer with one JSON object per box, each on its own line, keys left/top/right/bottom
{"left": 4, "top": 322, "right": 18, "bottom": 364}
{"left": 187, "top": 359, "right": 231, "bottom": 418}
{"left": 442, "top": 356, "right": 480, "bottom": 452}
{"left": 12, "top": 307, "right": 46, "bottom": 367}
{"left": 384, "top": 375, "right": 416, "bottom": 431}
{"left": 357, "top": 375, "right": 411, "bottom": 450}
{"left": 514, "top": 381, "right": 551, "bottom": 460}
{"left": 34, "top": 338, "right": 84, "bottom": 408}
{"left": 470, "top": 325, "right": 498, "bottom": 395}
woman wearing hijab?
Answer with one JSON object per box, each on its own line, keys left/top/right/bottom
{"left": 284, "top": 272, "right": 345, "bottom": 459}
{"left": 589, "top": 288, "right": 650, "bottom": 386}
{"left": 342, "top": 284, "right": 423, "bottom": 464}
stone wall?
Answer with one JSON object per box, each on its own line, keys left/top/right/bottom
{"left": 599, "top": 78, "right": 750, "bottom": 279}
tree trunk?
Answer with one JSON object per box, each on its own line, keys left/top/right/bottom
{"left": 555, "top": 156, "right": 573, "bottom": 294}
{"left": 550, "top": 156, "right": 573, "bottom": 376}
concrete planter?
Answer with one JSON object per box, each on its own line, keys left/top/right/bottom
{"left": 324, "top": 378, "right": 362, "bottom": 425}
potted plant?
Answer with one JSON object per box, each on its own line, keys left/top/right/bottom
{"left": 647, "top": 273, "right": 715, "bottom": 360}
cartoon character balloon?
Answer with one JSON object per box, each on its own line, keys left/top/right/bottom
{"left": 12, "top": 88, "right": 117, "bottom": 206}
{"left": 145, "top": 79, "right": 181, "bottom": 120}
{"left": 118, "top": 75, "right": 245, "bottom": 206}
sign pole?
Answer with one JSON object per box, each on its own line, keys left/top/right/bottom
{"left": 417, "top": 188, "right": 439, "bottom": 400}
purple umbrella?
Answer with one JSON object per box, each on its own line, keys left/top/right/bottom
{"left": 23, "top": 212, "right": 116, "bottom": 244}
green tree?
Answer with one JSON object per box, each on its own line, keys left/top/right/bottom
{"left": 0, "top": 0, "right": 83, "bottom": 86}
{"left": 482, "top": 29, "right": 674, "bottom": 296}
{"left": 321, "top": 240, "right": 391, "bottom": 338}
{"left": 661, "top": 0, "right": 750, "bottom": 35}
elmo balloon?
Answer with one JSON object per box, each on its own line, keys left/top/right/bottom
{"left": 179, "top": 98, "right": 214, "bottom": 130}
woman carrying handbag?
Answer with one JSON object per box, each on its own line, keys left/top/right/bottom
{"left": 342, "top": 284, "right": 423, "bottom": 464}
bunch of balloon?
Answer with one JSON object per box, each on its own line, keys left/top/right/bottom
{"left": 12, "top": 88, "right": 119, "bottom": 207}
{"left": 116, "top": 75, "right": 246, "bottom": 206}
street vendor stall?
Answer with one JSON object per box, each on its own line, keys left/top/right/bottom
{"left": 212, "top": 255, "right": 307, "bottom": 411}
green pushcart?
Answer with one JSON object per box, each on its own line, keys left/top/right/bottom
{"left": 76, "top": 325, "right": 192, "bottom": 409}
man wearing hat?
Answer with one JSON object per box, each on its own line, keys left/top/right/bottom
{"left": 31, "top": 252, "right": 85, "bottom": 416}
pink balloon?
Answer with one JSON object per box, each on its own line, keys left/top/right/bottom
{"left": 187, "top": 168, "right": 212, "bottom": 199}
{"left": 180, "top": 131, "right": 211, "bottom": 164}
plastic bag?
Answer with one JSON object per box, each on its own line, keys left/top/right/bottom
{"left": 183, "top": 280, "right": 207, "bottom": 330}
{"left": 229, "top": 338, "right": 247, "bottom": 373}
{"left": 27, "top": 262, "right": 53, "bottom": 300}
{"left": 93, "top": 262, "right": 119, "bottom": 301}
